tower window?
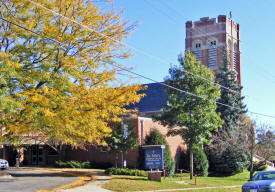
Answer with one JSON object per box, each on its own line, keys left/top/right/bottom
{"left": 210, "top": 41, "right": 216, "bottom": 47}
{"left": 195, "top": 43, "right": 201, "bottom": 49}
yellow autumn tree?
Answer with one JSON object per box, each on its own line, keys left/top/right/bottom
{"left": 0, "top": 0, "right": 144, "bottom": 148}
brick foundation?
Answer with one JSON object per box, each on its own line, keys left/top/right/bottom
{"left": 148, "top": 171, "right": 162, "bottom": 182}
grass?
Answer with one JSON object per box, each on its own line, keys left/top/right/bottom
{"left": 102, "top": 172, "right": 250, "bottom": 192}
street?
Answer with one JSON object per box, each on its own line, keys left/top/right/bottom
{"left": 0, "top": 169, "right": 78, "bottom": 192}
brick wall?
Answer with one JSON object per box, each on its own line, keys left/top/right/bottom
{"left": 186, "top": 15, "right": 241, "bottom": 85}
{"left": 63, "top": 116, "right": 186, "bottom": 168}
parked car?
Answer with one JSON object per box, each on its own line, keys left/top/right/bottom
{"left": 0, "top": 159, "right": 9, "bottom": 170}
{"left": 242, "top": 171, "right": 275, "bottom": 192}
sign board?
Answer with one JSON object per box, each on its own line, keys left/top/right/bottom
{"left": 143, "top": 145, "right": 165, "bottom": 170}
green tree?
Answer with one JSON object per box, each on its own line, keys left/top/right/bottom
{"left": 245, "top": 117, "right": 256, "bottom": 180}
{"left": 207, "top": 49, "right": 249, "bottom": 175}
{"left": 179, "top": 147, "right": 209, "bottom": 176}
{"left": 215, "top": 49, "right": 246, "bottom": 133}
{"left": 155, "top": 51, "right": 222, "bottom": 179}
{"left": 104, "top": 122, "right": 138, "bottom": 168}
{"left": 145, "top": 129, "right": 175, "bottom": 177}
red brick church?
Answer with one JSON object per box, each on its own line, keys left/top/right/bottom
{"left": 0, "top": 14, "right": 241, "bottom": 168}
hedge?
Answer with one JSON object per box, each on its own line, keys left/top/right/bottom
{"left": 54, "top": 160, "right": 112, "bottom": 169}
{"left": 105, "top": 168, "right": 147, "bottom": 177}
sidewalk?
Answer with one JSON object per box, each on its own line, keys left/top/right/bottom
{"left": 59, "top": 171, "right": 112, "bottom": 192}
{"left": 134, "top": 185, "right": 241, "bottom": 192}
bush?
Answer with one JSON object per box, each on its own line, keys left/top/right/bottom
{"left": 137, "top": 146, "right": 145, "bottom": 170}
{"left": 105, "top": 168, "right": 147, "bottom": 177}
{"left": 81, "top": 161, "right": 91, "bottom": 169}
{"left": 54, "top": 160, "right": 113, "bottom": 169}
{"left": 55, "top": 160, "right": 67, "bottom": 168}
{"left": 54, "top": 160, "right": 91, "bottom": 168}
{"left": 179, "top": 147, "right": 209, "bottom": 176}
{"left": 144, "top": 129, "right": 175, "bottom": 177}
{"left": 207, "top": 143, "right": 249, "bottom": 175}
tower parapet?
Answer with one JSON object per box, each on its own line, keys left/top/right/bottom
{"left": 185, "top": 15, "right": 241, "bottom": 85}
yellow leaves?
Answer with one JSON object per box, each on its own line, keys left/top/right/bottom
{"left": 1, "top": 0, "right": 143, "bottom": 147}
{"left": 0, "top": 52, "right": 20, "bottom": 69}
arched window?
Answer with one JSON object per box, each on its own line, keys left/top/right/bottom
{"left": 192, "top": 40, "right": 202, "bottom": 62}
{"left": 208, "top": 38, "right": 218, "bottom": 69}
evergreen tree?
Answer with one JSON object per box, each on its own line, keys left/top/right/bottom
{"left": 145, "top": 129, "right": 175, "bottom": 177}
{"left": 155, "top": 51, "right": 222, "bottom": 179}
{"left": 215, "top": 49, "right": 246, "bottom": 132}
{"left": 207, "top": 49, "right": 249, "bottom": 175}
{"left": 180, "top": 147, "right": 209, "bottom": 176}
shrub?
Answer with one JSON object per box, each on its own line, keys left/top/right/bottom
{"left": 207, "top": 143, "right": 249, "bottom": 175}
{"left": 55, "top": 160, "right": 67, "bottom": 168}
{"left": 81, "top": 161, "right": 91, "bottom": 168}
{"left": 67, "top": 161, "right": 81, "bottom": 168}
{"left": 105, "top": 168, "right": 147, "bottom": 177}
{"left": 144, "top": 129, "right": 175, "bottom": 177}
{"left": 179, "top": 147, "right": 209, "bottom": 176}
{"left": 137, "top": 146, "right": 145, "bottom": 170}
{"left": 54, "top": 160, "right": 91, "bottom": 169}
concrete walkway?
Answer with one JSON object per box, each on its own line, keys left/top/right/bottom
{"left": 59, "top": 171, "right": 112, "bottom": 192}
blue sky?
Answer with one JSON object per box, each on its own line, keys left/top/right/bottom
{"left": 97, "top": 0, "right": 275, "bottom": 127}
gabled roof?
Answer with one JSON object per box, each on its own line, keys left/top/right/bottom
{"left": 126, "top": 83, "right": 168, "bottom": 113}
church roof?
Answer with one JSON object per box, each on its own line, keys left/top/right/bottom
{"left": 126, "top": 83, "right": 168, "bottom": 113}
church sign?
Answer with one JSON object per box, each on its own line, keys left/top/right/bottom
{"left": 142, "top": 145, "right": 165, "bottom": 170}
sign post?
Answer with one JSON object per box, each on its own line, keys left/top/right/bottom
{"left": 142, "top": 145, "right": 165, "bottom": 182}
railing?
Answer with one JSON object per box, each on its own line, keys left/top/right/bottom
{"left": 177, "top": 168, "right": 197, "bottom": 185}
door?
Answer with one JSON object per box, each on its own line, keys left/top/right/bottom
{"left": 31, "top": 145, "right": 43, "bottom": 165}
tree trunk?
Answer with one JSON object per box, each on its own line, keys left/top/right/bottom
{"left": 58, "top": 145, "right": 63, "bottom": 160}
{"left": 249, "top": 135, "right": 254, "bottom": 180}
{"left": 249, "top": 126, "right": 255, "bottom": 180}
{"left": 189, "top": 144, "right": 193, "bottom": 180}
{"left": 249, "top": 148, "right": 254, "bottom": 180}
{"left": 115, "top": 154, "right": 118, "bottom": 168}
{"left": 121, "top": 152, "right": 123, "bottom": 168}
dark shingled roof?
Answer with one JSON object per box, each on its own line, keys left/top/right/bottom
{"left": 126, "top": 83, "right": 168, "bottom": 113}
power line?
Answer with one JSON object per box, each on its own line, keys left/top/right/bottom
{"left": 143, "top": 0, "right": 178, "bottom": 24}
{"left": 25, "top": 0, "right": 242, "bottom": 96}
{"left": 143, "top": 0, "right": 242, "bottom": 96}
{"left": 0, "top": 16, "right": 227, "bottom": 106}
{"left": 1, "top": 16, "right": 275, "bottom": 120}
{"left": 142, "top": 2, "right": 267, "bottom": 102}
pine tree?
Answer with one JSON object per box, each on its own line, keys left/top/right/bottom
{"left": 207, "top": 49, "right": 249, "bottom": 175}
{"left": 145, "top": 129, "right": 175, "bottom": 177}
{"left": 215, "top": 49, "right": 246, "bottom": 133}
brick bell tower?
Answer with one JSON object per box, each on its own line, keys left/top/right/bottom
{"left": 185, "top": 14, "right": 241, "bottom": 85}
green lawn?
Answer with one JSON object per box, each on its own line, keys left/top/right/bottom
{"left": 102, "top": 172, "right": 249, "bottom": 192}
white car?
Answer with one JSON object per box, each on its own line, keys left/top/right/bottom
{"left": 0, "top": 159, "right": 9, "bottom": 170}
